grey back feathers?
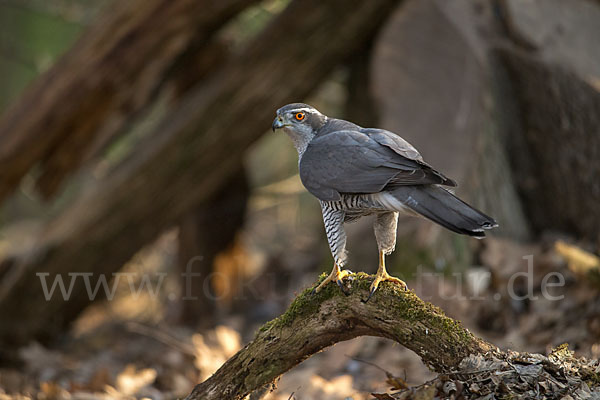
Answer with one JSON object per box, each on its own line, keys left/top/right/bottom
{"left": 300, "top": 122, "right": 456, "bottom": 202}
{"left": 274, "top": 103, "right": 497, "bottom": 238}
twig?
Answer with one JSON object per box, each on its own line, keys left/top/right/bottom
{"left": 125, "top": 321, "right": 196, "bottom": 356}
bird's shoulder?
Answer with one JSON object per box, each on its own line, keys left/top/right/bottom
{"left": 314, "top": 118, "right": 361, "bottom": 137}
{"left": 358, "top": 127, "right": 423, "bottom": 162}
{"left": 313, "top": 119, "right": 423, "bottom": 162}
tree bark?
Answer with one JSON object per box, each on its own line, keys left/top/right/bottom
{"left": 496, "top": 47, "right": 600, "bottom": 242}
{"left": 492, "top": 0, "right": 600, "bottom": 242}
{"left": 0, "top": 0, "right": 257, "bottom": 200}
{"left": 0, "top": 0, "right": 401, "bottom": 345}
{"left": 185, "top": 273, "right": 600, "bottom": 399}
{"left": 493, "top": 0, "right": 600, "bottom": 242}
{"left": 186, "top": 274, "right": 494, "bottom": 400}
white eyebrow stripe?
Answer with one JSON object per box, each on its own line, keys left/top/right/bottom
{"left": 289, "top": 108, "right": 319, "bottom": 114}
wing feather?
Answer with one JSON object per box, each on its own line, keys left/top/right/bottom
{"left": 299, "top": 129, "right": 456, "bottom": 202}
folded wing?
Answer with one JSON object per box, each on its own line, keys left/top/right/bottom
{"left": 299, "top": 128, "right": 456, "bottom": 202}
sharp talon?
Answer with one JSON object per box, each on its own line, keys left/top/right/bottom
{"left": 336, "top": 270, "right": 353, "bottom": 295}
{"left": 367, "top": 288, "right": 375, "bottom": 302}
{"left": 389, "top": 277, "right": 408, "bottom": 291}
{"left": 362, "top": 287, "right": 376, "bottom": 303}
{"left": 337, "top": 280, "right": 350, "bottom": 296}
{"left": 313, "top": 266, "right": 355, "bottom": 295}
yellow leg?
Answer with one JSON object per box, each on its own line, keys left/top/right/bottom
{"left": 368, "top": 250, "right": 407, "bottom": 301}
{"left": 313, "top": 263, "right": 353, "bottom": 294}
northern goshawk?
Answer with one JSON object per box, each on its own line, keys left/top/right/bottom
{"left": 272, "top": 103, "right": 498, "bottom": 299}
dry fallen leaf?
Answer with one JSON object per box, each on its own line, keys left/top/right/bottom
{"left": 115, "top": 365, "right": 157, "bottom": 396}
{"left": 371, "top": 393, "right": 394, "bottom": 399}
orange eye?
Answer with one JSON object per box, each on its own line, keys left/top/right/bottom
{"left": 294, "top": 112, "right": 305, "bottom": 121}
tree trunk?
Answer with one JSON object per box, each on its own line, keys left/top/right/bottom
{"left": 186, "top": 274, "right": 599, "bottom": 400}
{"left": 344, "top": 40, "right": 379, "bottom": 128}
{"left": 495, "top": 0, "right": 600, "bottom": 243}
{"left": 170, "top": 40, "right": 248, "bottom": 327}
{"left": 496, "top": 47, "right": 600, "bottom": 242}
{"left": 0, "top": 0, "right": 257, "bottom": 200}
{"left": 371, "top": 0, "right": 600, "bottom": 253}
{"left": 174, "top": 165, "right": 249, "bottom": 327}
{"left": 370, "top": 0, "right": 532, "bottom": 272}
{"left": 0, "top": 0, "right": 402, "bottom": 345}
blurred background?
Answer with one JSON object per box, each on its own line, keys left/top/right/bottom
{"left": 0, "top": 0, "right": 599, "bottom": 398}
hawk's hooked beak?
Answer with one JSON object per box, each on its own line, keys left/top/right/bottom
{"left": 272, "top": 116, "right": 284, "bottom": 131}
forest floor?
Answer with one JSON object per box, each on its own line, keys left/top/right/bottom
{"left": 1, "top": 233, "right": 599, "bottom": 400}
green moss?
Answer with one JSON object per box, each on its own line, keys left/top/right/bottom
{"left": 257, "top": 272, "right": 341, "bottom": 334}
{"left": 549, "top": 343, "right": 573, "bottom": 360}
{"left": 584, "top": 372, "right": 600, "bottom": 387}
{"left": 257, "top": 273, "right": 474, "bottom": 349}
{"left": 368, "top": 279, "right": 473, "bottom": 344}
{"left": 547, "top": 344, "right": 600, "bottom": 388}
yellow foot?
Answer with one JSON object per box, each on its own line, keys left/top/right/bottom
{"left": 367, "top": 273, "right": 407, "bottom": 302}
{"left": 312, "top": 266, "right": 353, "bottom": 295}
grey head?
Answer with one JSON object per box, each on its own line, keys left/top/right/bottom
{"left": 272, "top": 103, "right": 327, "bottom": 156}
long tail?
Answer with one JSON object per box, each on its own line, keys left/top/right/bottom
{"left": 378, "top": 185, "right": 498, "bottom": 238}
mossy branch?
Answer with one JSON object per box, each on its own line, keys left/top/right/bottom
{"left": 185, "top": 273, "right": 495, "bottom": 400}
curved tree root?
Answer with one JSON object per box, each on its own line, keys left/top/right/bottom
{"left": 186, "top": 273, "right": 600, "bottom": 399}
{"left": 186, "top": 273, "right": 494, "bottom": 399}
